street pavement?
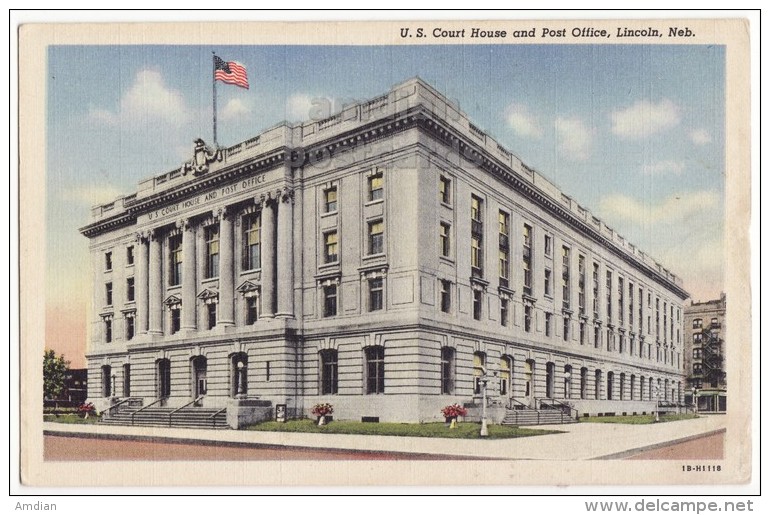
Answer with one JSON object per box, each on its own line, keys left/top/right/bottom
{"left": 43, "top": 415, "right": 726, "bottom": 461}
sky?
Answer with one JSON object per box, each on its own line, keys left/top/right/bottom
{"left": 46, "top": 44, "right": 725, "bottom": 367}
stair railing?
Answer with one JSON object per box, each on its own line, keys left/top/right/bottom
{"left": 169, "top": 396, "right": 203, "bottom": 427}
{"left": 106, "top": 397, "right": 132, "bottom": 418}
{"left": 131, "top": 397, "right": 164, "bottom": 426}
{"left": 209, "top": 407, "right": 227, "bottom": 428}
{"left": 541, "top": 398, "right": 579, "bottom": 422}
{"left": 507, "top": 397, "right": 529, "bottom": 410}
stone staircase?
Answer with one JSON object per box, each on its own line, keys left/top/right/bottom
{"left": 501, "top": 403, "right": 578, "bottom": 426}
{"left": 100, "top": 398, "right": 228, "bottom": 430}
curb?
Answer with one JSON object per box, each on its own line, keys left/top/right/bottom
{"left": 592, "top": 428, "right": 726, "bottom": 460}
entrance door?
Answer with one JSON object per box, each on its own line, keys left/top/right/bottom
{"left": 192, "top": 356, "right": 207, "bottom": 398}
{"left": 524, "top": 360, "right": 534, "bottom": 405}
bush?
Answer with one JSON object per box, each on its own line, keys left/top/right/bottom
{"left": 311, "top": 403, "right": 334, "bottom": 417}
{"left": 441, "top": 403, "right": 468, "bottom": 419}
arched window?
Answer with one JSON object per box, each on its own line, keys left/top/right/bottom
{"left": 580, "top": 367, "right": 588, "bottom": 400}
{"left": 607, "top": 371, "right": 615, "bottom": 400}
{"left": 156, "top": 359, "right": 171, "bottom": 398}
{"left": 564, "top": 364, "right": 573, "bottom": 399}
{"left": 101, "top": 365, "right": 112, "bottom": 397}
{"left": 545, "top": 362, "right": 555, "bottom": 398}
{"left": 473, "top": 352, "right": 486, "bottom": 395}
{"left": 230, "top": 353, "right": 248, "bottom": 397}
{"left": 595, "top": 370, "right": 603, "bottom": 400}
{"left": 320, "top": 349, "right": 338, "bottom": 395}
{"left": 499, "top": 355, "right": 513, "bottom": 396}
{"left": 441, "top": 347, "right": 455, "bottom": 394}
{"left": 365, "top": 346, "right": 385, "bottom": 394}
{"left": 619, "top": 373, "right": 626, "bottom": 401}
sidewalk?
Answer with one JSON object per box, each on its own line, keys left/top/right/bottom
{"left": 43, "top": 415, "right": 726, "bottom": 461}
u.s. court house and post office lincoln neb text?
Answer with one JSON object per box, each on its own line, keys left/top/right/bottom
{"left": 80, "top": 78, "right": 688, "bottom": 427}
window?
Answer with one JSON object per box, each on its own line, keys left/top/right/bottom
{"left": 523, "top": 224, "right": 532, "bottom": 295}
{"left": 126, "top": 246, "right": 134, "bottom": 266}
{"left": 246, "top": 297, "right": 258, "bottom": 325}
{"left": 693, "top": 333, "right": 703, "bottom": 344}
{"left": 473, "top": 352, "right": 486, "bottom": 395}
{"left": 439, "top": 176, "right": 451, "bottom": 204}
{"left": 105, "top": 282, "right": 113, "bottom": 306}
{"left": 440, "top": 280, "right": 451, "bottom": 313}
{"left": 471, "top": 196, "right": 483, "bottom": 277}
{"left": 595, "top": 370, "right": 602, "bottom": 399}
{"left": 123, "top": 364, "right": 131, "bottom": 397}
{"left": 369, "top": 278, "right": 384, "bottom": 311}
{"left": 242, "top": 214, "right": 261, "bottom": 270}
{"left": 618, "top": 277, "right": 624, "bottom": 324}
{"left": 500, "top": 356, "right": 513, "bottom": 396}
{"left": 441, "top": 347, "right": 455, "bottom": 394}
{"left": 579, "top": 321, "right": 586, "bottom": 345}
{"left": 693, "top": 363, "right": 703, "bottom": 375}
{"left": 324, "top": 231, "right": 338, "bottom": 263}
{"left": 498, "top": 211, "right": 510, "bottom": 286}
{"left": 562, "top": 246, "right": 571, "bottom": 310}
{"left": 545, "top": 362, "right": 555, "bottom": 398}
{"left": 628, "top": 282, "right": 634, "bottom": 327}
{"left": 578, "top": 254, "right": 586, "bottom": 315}
{"left": 205, "top": 225, "right": 220, "bottom": 279}
{"left": 638, "top": 288, "right": 644, "bottom": 332}
{"left": 440, "top": 222, "right": 451, "bottom": 257}
{"left": 368, "top": 220, "right": 384, "bottom": 255}
{"left": 545, "top": 313, "right": 552, "bottom": 337}
{"left": 564, "top": 365, "right": 573, "bottom": 399}
{"left": 592, "top": 262, "right": 600, "bottom": 317}
{"left": 365, "top": 346, "right": 385, "bottom": 394}
{"left": 544, "top": 234, "right": 552, "bottom": 257}
{"left": 101, "top": 365, "right": 112, "bottom": 397}
{"left": 126, "top": 277, "right": 135, "bottom": 302}
{"left": 125, "top": 314, "right": 135, "bottom": 341}
{"left": 656, "top": 298, "right": 661, "bottom": 338}
{"left": 324, "top": 187, "right": 338, "bottom": 213}
{"left": 544, "top": 268, "right": 552, "bottom": 297}
{"left": 607, "top": 371, "right": 614, "bottom": 400}
{"left": 472, "top": 290, "right": 482, "bottom": 320}
{"left": 266, "top": 361, "right": 271, "bottom": 382}
{"left": 607, "top": 328, "right": 613, "bottom": 352}
{"left": 563, "top": 317, "right": 570, "bottom": 342}
{"left": 693, "top": 348, "right": 702, "bottom": 359}
{"left": 105, "top": 251, "right": 112, "bottom": 271}
{"left": 320, "top": 349, "right": 338, "bottom": 395}
{"left": 170, "top": 308, "right": 181, "bottom": 334}
{"left": 104, "top": 317, "right": 112, "bottom": 343}
{"left": 207, "top": 303, "right": 217, "bottom": 329}
{"left": 323, "top": 285, "right": 338, "bottom": 317}
{"left": 169, "top": 234, "right": 183, "bottom": 286}
{"left": 594, "top": 325, "right": 600, "bottom": 349}
{"left": 606, "top": 270, "right": 613, "bottom": 322}
{"left": 471, "top": 236, "right": 483, "bottom": 276}
{"left": 580, "top": 367, "right": 588, "bottom": 399}
{"left": 524, "top": 305, "right": 532, "bottom": 332}
{"left": 500, "top": 298, "right": 509, "bottom": 327}
{"left": 368, "top": 172, "right": 383, "bottom": 201}
{"left": 693, "top": 318, "right": 702, "bottom": 329}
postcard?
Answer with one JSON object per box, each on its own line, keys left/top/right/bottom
{"left": 17, "top": 15, "right": 754, "bottom": 491}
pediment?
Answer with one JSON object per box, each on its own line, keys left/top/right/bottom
{"left": 163, "top": 294, "right": 182, "bottom": 306}
{"left": 197, "top": 288, "right": 219, "bottom": 301}
{"left": 236, "top": 280, "right": 260, "bottom": 294}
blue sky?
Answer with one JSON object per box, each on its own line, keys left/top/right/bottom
{"left": 46, "top": 44, "right": 725, "bottom": 363}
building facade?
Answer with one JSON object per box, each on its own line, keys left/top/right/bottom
{"left": 683, "top": 294, "right": 727, "bottom": 413}
{"left": 81, "top": 78, "right": 688, "bottom": 423}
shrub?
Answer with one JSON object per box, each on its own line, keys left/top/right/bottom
{"left": 441, "top": 403, "right": 468, "bottom": 418}
{"left": 311, "top": 403, "right": 334, "bottom": 417}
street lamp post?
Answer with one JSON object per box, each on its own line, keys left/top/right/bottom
{"left": 111, "top": 374, "right": 116, "bottom": 399}
{"left": 653, "top": 386, "right": 660, "bottom": 422}
{"left": 480, "top": 374, "right": 489, "bottom": 437}
{"left": 564, "top": 371, "right": 572, "bottom": 399}
{"left": 236, "top": 361, "right": 246, "bottom": 398}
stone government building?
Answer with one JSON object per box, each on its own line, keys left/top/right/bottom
{"left": 80, "top": 78, "right": 688, "bottom": 425}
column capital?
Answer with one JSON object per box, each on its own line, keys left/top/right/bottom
{"left": 280, "top": 186, "right": 295, "bottom": 204}
{"left": 176, "top": 218, "right": 195, "bottom": 231}
{"left": 214, "top": 206, "right": 231, "bottom": 221}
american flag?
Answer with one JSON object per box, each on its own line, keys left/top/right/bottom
{"left": 214, "top": 55, "right": 249, "bottom": 89}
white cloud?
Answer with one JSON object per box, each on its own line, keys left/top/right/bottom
{"left": 690, "top": 128, "right": 712, "bottom": 145}
{"left": 555, "top": 117, "right": 594, "bottom": 161}
{"left": 598, "top": 190, "right": 720, "bottom": 225}
{"left": 62, "top": 185, "right": 124, "bottom": 206}
{"left": 286, "top": 93, "right": 319, "bottom": 122}
{"left": 221, "top": 98, "right": 251, "bottom": 120}
{"left": 505, "top": 104, "right": 542, "bottom": 139}
{"left": 641, "top": 160, "right": 685, "bottom": 176}
{"left": 611, "top": 98, "right": 681, "bottom": 139}
{"left": 89, "top": 69, "right": 191, "bottom": 126}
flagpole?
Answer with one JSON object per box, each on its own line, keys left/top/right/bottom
{"left": 212, "top": 52, "right": 218, "bottom": 148}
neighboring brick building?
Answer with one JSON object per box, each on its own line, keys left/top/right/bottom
{"left": 684, "top": 294, "right": 727, "bottom": 413}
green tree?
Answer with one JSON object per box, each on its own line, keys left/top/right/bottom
{"left": 43, "top": 350, "right": 69, "bottom": 400}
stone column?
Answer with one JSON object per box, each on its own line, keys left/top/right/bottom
{"left": 181, "top": 219, "right": 197, "bottom": 330}
{"left": 218, "top": 208, "right": 235, "bottom": 326}
{"left": 135, "top": 232, "right": 149, "bottom": 334}
{"left": 261, "top": 195, "right": 276, "bottom": 317}
{"left": 148, "top": 230, "right": 163, "bottom": 335}
{"left": 276, "top": 187, "right": 294, "bottom": 318}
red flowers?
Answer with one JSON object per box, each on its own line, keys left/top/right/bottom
{"left": 311, "top": 403, "right": 334, "bottom": 417}
{"left": 441, "top": 403, "right": 468, "bottom": 419}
